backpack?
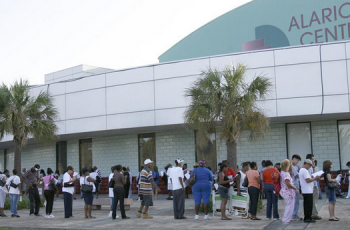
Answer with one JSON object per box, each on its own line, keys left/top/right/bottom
{"left": 95, "top": 175, "right": 101, "bottom": 184}
{"left": 271, "top": 171, "right": 281, "bottom": 196}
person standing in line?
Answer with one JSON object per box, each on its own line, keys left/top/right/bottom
{"left": 108, "top": 166, "right": 118, "bottom": 218}
{"left": 6, "top": 169, "right": 22, "bottom": 217}
{"left": 62, "top": 166, "right": 77, "bottom": 218}
{"left": 305, "top": 154, "right": 322, "bottom": 220}
{"left": 152, "top": 166, "right": 160, "bottom": 200}
{"left": 170, "top": 159, "right": 186, "bottom": 219}
{"left": 247, "top": 161, "right": 261, "bottom": 220}
{"left": 291, "top": 154, "right": 302, "bottom": 221}
{"left": 80, "top": 167, "right": 96, "bottom": 219}
{"left": 274, "top": 163, "right": 281, "bottom": 172}
{"left": 314, "top": 160, "right": 322, "bottom": 200}
{"left": 182, "top": 164, "right": 190, "bottom": 199}
{"left": 127, "top": 167, "right": 133, "bottom": 199}
{"left": 22, "top": 164, "right": 41, "bottom": 217}
{"left": 191, "top": 159, "right": 213, "bottom": 220}
{"left": 43, "top": 168, "right": 58, "bottom": 218}
{"left": 213, "top": 163, "right": 222, "bottom": 184}
{"left": 236, "top": 162, "right": 250, "bottom": 196}
{"left": 323, "top": 160, "right": 339, "bottom": 221}
{"left": 0, "top": 173, "right": 7, "bottom": 217}
{"left": 218, "top": 163, "right": 233, "bottom": 220}
{"left": 136, "top": 166, "right": 144, "bottom": 201}
{"left": 222, "top": 160, "right": 236, "bottom": 187}
{"left": 262, "top": 160, "right": 280, "bottom": 221}
{"left": 21, "top": 168, "right": 27, "bottom": 196}
{"left": 137, "top": 159, "right": 160, "bottom": 219}
{"left": 280, "top": 159, "right": 300, "bottom": 224}
{"left": 123, "top": 167, "right": 131, "bottom": 198}
{"left": 299, "top": 159, "right": 320, "bottom": 223}
{"left": 259, "top": 160, "right": 267, "bottom": 199}
{"left": 112, "top": 165, "right": 129, "bottom": 220}
{"left": 92, "top": 166, "right": 101, "bottom": 199}
{"left": 346, "top": 161, "right": 350, "bottom": 199}
{"left": 165, "top": 164, "right": 173, "bottom": 200}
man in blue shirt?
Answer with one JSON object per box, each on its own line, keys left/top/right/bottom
{"left": 291, "top": 155, "right": 302, "bottom": 221}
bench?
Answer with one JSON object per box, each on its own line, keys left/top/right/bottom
{"left": 92, "top": 198, "right": 133, "bottom": 210}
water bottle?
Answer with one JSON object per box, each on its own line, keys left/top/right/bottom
{"left": 20, "top": 196, "right": 22, "bottom": 202}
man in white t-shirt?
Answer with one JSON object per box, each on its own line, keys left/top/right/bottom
{"left": 169, "top": 158, "right": 186, "bottom": 219}
{"left": 299, "top": 159, "right": 320, "bottom": 223}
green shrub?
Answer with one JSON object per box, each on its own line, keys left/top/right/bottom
{"left": 4, "top": 196, "right": 45, "bottom": 210}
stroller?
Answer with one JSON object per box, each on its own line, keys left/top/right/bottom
{"left": 335, "top": 171, "right": 346, "bottom": 198}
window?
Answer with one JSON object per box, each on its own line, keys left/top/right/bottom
{"left": 138, "top": 133, "right": 156, "bottom": 169}
{"left": 338, "top": 120, "right": 350, "bottom": 169}
{"left": 195, "top": 131, "right": 217, "bottom": 172}
{"left": 79, "top": 139, "right": 92, "bottom": 173}
{"left": 4, "top": 149, "right": 8, "bottom": 171}
{"left": 286, "top": 123, "right": 312, "bottom": 161}
{"left": 56, "top": 141, "right": 67, "bottom": 175}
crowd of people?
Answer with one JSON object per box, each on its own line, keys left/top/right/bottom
{"left": 0, "top": 155, "right": 349, "bottom": 224}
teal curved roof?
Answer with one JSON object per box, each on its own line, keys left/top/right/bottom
{"left": 159, "top": 0, "right": 350, "bottom": 62}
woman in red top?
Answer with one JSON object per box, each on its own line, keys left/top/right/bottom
{"left": 262, "top": 160, "right": 280, "bottom": 220}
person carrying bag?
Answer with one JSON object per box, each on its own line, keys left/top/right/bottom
{"left": 80, "top": 168, "right": 96, "bottom": 219}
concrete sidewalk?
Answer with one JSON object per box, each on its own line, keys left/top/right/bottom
{"left": 0, "top": 194, "right": 349, "bottom": 230}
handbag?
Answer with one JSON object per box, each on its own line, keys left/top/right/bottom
{"left": 188, "top": 169, "right": 197, "bottom": 186}
{"left": 109, "top": 176, "right": 115, "bottom": 188}
{"left": 10, "top": 180, "right": 18, "bottom": 189}
{"left": 327, "top": 181, "right": 338, "bottom": 190}
{"left": 48, "top": 176, "right": 57, "bottom": 192}
{"left": 242, "top": 176, "right": 249, "bottom": 187}
{"left": 81, "top": 177, "right": 93, "bottom": 193}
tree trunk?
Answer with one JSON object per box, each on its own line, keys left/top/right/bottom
{"left": 226, "top": 141, "right": 238, "bottom": 173}
{"left": 14, "top": 141, "right": 22, "bottom": 176}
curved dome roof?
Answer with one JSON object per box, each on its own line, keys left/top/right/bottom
{"left": 159, "top": 0, "right": 350, "bottom": 62}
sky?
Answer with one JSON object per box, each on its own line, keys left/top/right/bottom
{"left": 0, "top": 0, "right": 251, "bottom": 86}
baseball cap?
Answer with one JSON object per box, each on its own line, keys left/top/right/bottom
{"left": 176, "top": 158, "right": 184, "bottom": 164}
{"left": 144, "top": 159, "right": 153, "bottom": 165}
{"left": 304, "top": 159, "right": 313, "bottom": 165}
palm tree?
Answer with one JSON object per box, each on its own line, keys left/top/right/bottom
{"left": 184, "top": 64, "right": 272, "bottom": 170}
{"left": 0, "top": 79, "right": 58, "bottom": 173}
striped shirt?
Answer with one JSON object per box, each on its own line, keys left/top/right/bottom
{"left": 139, "top": 167, "right": 153, "bottom": 195}
{"left": 22, "top": 169, "right": 39, "bottom": 187}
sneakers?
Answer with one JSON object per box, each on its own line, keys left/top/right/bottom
{"left": 49, "top": 214, "right": 54, "bottom": 218}
{"left": 311, "top": 215, "right": 322, "bottom": 220}
{"left": 29, "top": 214, "right": 36, "bottom": 218}
{"left": 108, "top": 212, "right": 112, "bottom": 218}
{"left": 143, "top": 212, "right": 153, "bottom": 219}
{"left": 204, "top": 215, "right": 211, "bottom": 220}
{"left": 266, "top": 218, "right": 271, "bottom": 220}
{"left": 194, "top": 215, "right": 199, "bottom": 220}
{"left": 273, "top": 218, "right": 279, "bottom": 221}
{"left": 45, "top": 215, "right": 53, "bottom": 218}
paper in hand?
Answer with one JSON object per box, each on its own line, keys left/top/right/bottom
{"left": 312, "top": 170, "right": 324, "bottom": 177}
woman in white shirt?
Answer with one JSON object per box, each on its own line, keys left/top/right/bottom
{"left": 80, "top": 167, "right": 96, "bottom": 219}
{"left": 62, "top": 166, "right": 77, "bottom": 218}
{"left": 0, "top": 173, "right": 7, "bottom": 217}
{"left": 6, "top": 169, "right": 22, "bottom": 217}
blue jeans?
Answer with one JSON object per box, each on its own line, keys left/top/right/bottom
{"left": 10, "top": 194, "right": 19, "bottom": 215}
{"left": 292, "top": 183, "right": 300, "bottom": 218}
{"left": 264, "top": 183, "right": 279, "bottom": 219}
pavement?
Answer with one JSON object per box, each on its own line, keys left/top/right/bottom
{"left": 0, "top": 193, "right": 349, "bottom": 230}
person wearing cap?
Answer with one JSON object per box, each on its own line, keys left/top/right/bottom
{"left": 191, "top": 159, "right": 213, "bottom": 220}
{"left": 22, "top": 164, "right": 41, "bottom": 217}
{"left": 170, "top": 158, "right": 186, "bottom": 219}
{"left": 306, "top": 154, "right": 322, "bottom": 220}
{"left": 299, "top": 159, "right": 321, "bottom": 223}
{"left": 137, "top": 159, "right": 160, "bottom": 219}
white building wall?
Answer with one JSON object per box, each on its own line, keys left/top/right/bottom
{"left": 92, "top": 135, "right": 138, "bottom": 177}
{"left": 19, "top": 144, "right": 56, "bottom": 172}
{"left": 311, "top": 120, "right": 340, "bottom": 170}
{"left": 155, "top": 130, "right": 196, "bottom": 171}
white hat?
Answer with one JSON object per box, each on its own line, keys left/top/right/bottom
{"left": 304, "top": 159, "right": 313, "bottom": 165}
{"left": 176, "top": 158, "right": 184, "bottom": 164}
{"left": 144, "top": 159, "right": 153, "bottom": 165}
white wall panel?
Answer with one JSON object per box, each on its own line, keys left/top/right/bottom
{"left": 52, "top": 95, "right": 66, "bottom": 121}
{"left": 154, "top": 59, "right": 209, "bottom": 80}
{"left": 66, "top": 88, "right": 106, "bottom": 119}
{"left": 48, "top": 82, "right": 65, "bottom": 96}
{"left": 56, "top": 120, "right": 66, "bottom": 135}
{"left": 155, "top": 108, "right": 186, "bottom": 126}
{"left": 256, "top": 100, "right": 277, "bottom": 117}
{"left": 53, "top": 68, "right": 73, "bottom": 79}
{"left": 107, "top": 111, "right": 155, "bottom": 130}
{"left": 106, "top": 67, "right": 153, "bottom": 86}
{"left": 346, "top": 42, "right": 350, "bottom": 59}
{"left": 66, "top": 74, "right": 105, "bottom": 93}
{"left": 322, "top": 61, "right": 348, "bottom": 95}
{"left": 29, "top": 85, "right": 48, "bottom": 99}
{"left": 321, "top": 43, "right": 346, "bottom": 61}
{"left": 106, "top": 81, "right": 154, "bottom": 114}
{"left": 274, "top": 46, "right": 320, "bottom": 66}
{"left": 277, "top": 97, "right": 322, "bottom": 116}
{"left": 53, "top": 75, "right": 72, "bottom": 83}
{"left": 245, "top": 67, "right": 276, "bottom": 100}
{"left": 275, "top": 63, "right": 321, "bottom": 98}
{"left": 210, "top": 51, "right": 274, "bottom": 69}
{"left": 323, "top": 95, "right": 349, "bottom": 114}
{"left": 66, "top": 116, "right": 106, "bottom": 134}
{"left": 155, "top": 76, "right": 198, "bottom": 109}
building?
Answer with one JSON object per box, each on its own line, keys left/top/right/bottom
{"left": 1, "top": 0, "right": 350, "bottom": 182}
